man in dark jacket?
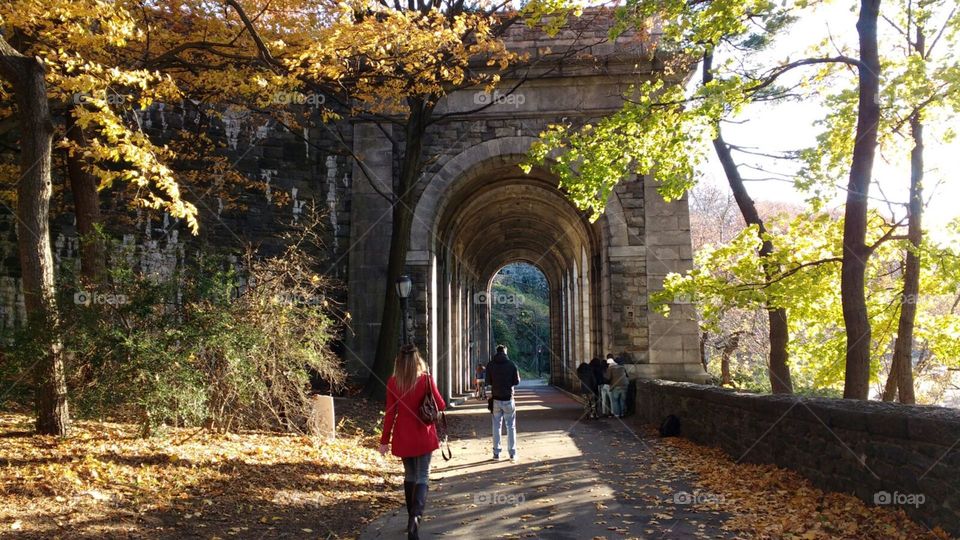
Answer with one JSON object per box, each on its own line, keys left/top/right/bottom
{"left": 576, "top": 361, "right": 597, "bottom": 419}
{"left": 487, "top": 345, "right": 520, "bottom": 461}
{"left": 589, "top": 357, "right": 607, "bottom": 415}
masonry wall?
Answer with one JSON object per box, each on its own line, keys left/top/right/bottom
{"left": 634, "top": 379, "right": 960, "bottom": 535}
{"left": 0, "top": 106, "right": 354, "bottom": 333}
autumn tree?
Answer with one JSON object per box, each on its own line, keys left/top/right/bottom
{"left": 0, "top": 2, "right": 203, "bottom": 434}
{"left": 1, "top": 0, "right": 326, "bottom": 280}
{"left": 834, "top": 0, "right": 882, "bottom": 400}
{"left": 878, "top": 0, "right": 960, "bottom": 403}
{"left": 685, "top": 185, "right": 809, "bottom": 389}
{"left": 0, "top": 35, "right": 66, "bottom": 435}
{"left": 801, "top": 0, "right": 960, "bottom": 402}
{"left": 696, "top": 8, "right": 799, "bottom": 394}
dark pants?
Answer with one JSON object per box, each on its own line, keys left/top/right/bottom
{"left": 402, "top": 453, "right": 432, "bottom": 526}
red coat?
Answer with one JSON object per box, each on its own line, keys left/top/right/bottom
{"left": 380, "top": 374, "right": 446, "bottom": 458}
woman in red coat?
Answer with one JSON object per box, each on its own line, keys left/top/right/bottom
{"left": 379, "top": 344, "right": 445, "bottom": 540}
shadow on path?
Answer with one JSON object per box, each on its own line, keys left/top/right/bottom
{"left": 361, "top": 381, "right": 734, "bottom": 539}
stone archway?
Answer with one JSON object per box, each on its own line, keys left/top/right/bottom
{"left": 343, "top": 19, "right": 708, "bottom": 398}
{"left": 394, "top": 134, "right": 707, "bottom": 400}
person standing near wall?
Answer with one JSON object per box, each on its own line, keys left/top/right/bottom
{"left": 487, "top": 344, "right": 520, "bottom": 462}
{"left": 607, "top": 360, "right": 630, "bottom": 418}
{"left": 601, "top": 354, "right": 617, "bottom": 416}
{"left": 475, "top": 362, "right": 487, "bottom": 399}
{"left": 576, "top": 360, "right": 598, "bottom": 419}
{"left": 590, "top": 357, "right": 608, "bottom": 417}
{"left": 379, "top": 345, "right": 446, "bottom": 540}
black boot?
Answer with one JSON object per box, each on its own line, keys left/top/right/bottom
{"left": 408, "top": 482, "right": 428, "bottom": 540}
{"left": 403, "top": 481, "right": 414, "bottom": 517}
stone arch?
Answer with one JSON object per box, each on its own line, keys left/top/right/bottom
{"left": 409, "top": 136, "right": 629, "bottom": 255}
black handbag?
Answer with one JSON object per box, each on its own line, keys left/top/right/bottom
{"left": 418, "top": 377, "right": 440, "bottom": 425}
{"left": 417, "top": 374, "right": 451, "bottom": 461}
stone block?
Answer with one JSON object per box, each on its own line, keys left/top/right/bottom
{"left": 648, "top": 348, "right": 682, "bottom": 364}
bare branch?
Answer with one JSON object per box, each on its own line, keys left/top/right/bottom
{"left": 744, "top": 56, "right": 864, "bottom": 97}
{"left": 926, "top": 6, "right": 957, "bottom": 57}
{"left": 223, "top": 0, "right": 283, "bottom": 73}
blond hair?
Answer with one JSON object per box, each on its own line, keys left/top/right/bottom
{"left": 393, "top": 344, "right": 428, "bottom": 394}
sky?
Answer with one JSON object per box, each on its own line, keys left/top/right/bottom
{"left": 694, "top": 1, "right": 960, "bottom": 242}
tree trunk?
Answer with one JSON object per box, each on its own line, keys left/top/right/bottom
{"left": 841, "top": 0, "right": 881, "bottom": 400}
{"left": 885, "top": 20, "right": 927, "bottom": 406}
{"left": 65, "top": 108, "right": 103, "bottom": 283}
{"left": 766, "top": 307, "right": 792, "bottom": 392}
{"left": 365, "top": 99, "right": 432, "bottom": 400}
{"left": 721, "top": 355, "right": 731, "bottom": 386}
{"left": 882, "top": 337, "right": 898, "bottom": 401}
{"left": 0, "top": 38, "right": 69, "bottom": 435}
{"left": 889, "top": 111, "right": 923, "bottom": 404}
{"left": 720, "top": 350, "right": 732, "bottom": 387}
{"left": 705, "top": 51, "right": 793, "bottom": 394}
{"left": 699, "top": 331, "right": 708, "bottom": 372}
{"left": 719, "top": 332, "right": 740, "bottom": 387}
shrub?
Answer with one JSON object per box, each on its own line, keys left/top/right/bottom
{"left": 3, "top": 217, "right": 345, "bottom": 435}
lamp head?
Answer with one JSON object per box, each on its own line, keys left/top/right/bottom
{"left": 396, "top": 275, "right": 413, "bottom": 299}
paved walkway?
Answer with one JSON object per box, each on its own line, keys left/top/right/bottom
{"left": 360, "top": 380, "right": 733, "bottom": 539}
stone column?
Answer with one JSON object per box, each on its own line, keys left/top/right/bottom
{"left": 604, "top": 176, "right": 650, "bottom": 362}
{"left": 429, "top": 253, "right": 440, "bottom": 375}
{"left": 550, "top": 286, "right": 565, "bottom": 387}
{"left": 579, "top": 248, "right": 592, "bottom": 363}
{"left": 442, "top": 261, "right": 454, "bottom": 399}
{"left": 405, "top": 250, "right": 431, "bottom": 355}
{"left": 345, "top": 124, "right": 393, "bottom": 379}
{"left": 638, "top": 175, "right": 707, "bottom": 382}
{"left": 480, "top": 297, "right": 491, "bottom": 368}
{"left": 455, "top": 278, "right": 464, "bottom": 396}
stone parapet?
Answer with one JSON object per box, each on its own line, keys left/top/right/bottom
{"left": 634, "top": 379, "right": 960, "bottom": 535}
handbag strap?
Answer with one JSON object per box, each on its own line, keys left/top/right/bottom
{"left": 437, "top": 411, "right": 452, "bottom": 461}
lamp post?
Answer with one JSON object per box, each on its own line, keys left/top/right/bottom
{"left": 396, "top": 275, "right": 413, "bottom": 345}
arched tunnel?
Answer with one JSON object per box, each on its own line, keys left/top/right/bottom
{"left": 395, "top": 136, "right": 706, "bottom": 401}
{"left": 432, "top": 161, "right": 600, "bottom": 395}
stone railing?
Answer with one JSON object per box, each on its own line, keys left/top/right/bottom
{"left": 633, "top": 379, "right": 960, "bottom": 535}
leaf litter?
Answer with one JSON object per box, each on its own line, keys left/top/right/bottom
{"left": 0, "top": 398, "right": 401, "bottom": 539}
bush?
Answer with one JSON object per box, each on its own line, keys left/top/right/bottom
{"left": 3, "top": 219, "right": 345, "bottom": 435}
